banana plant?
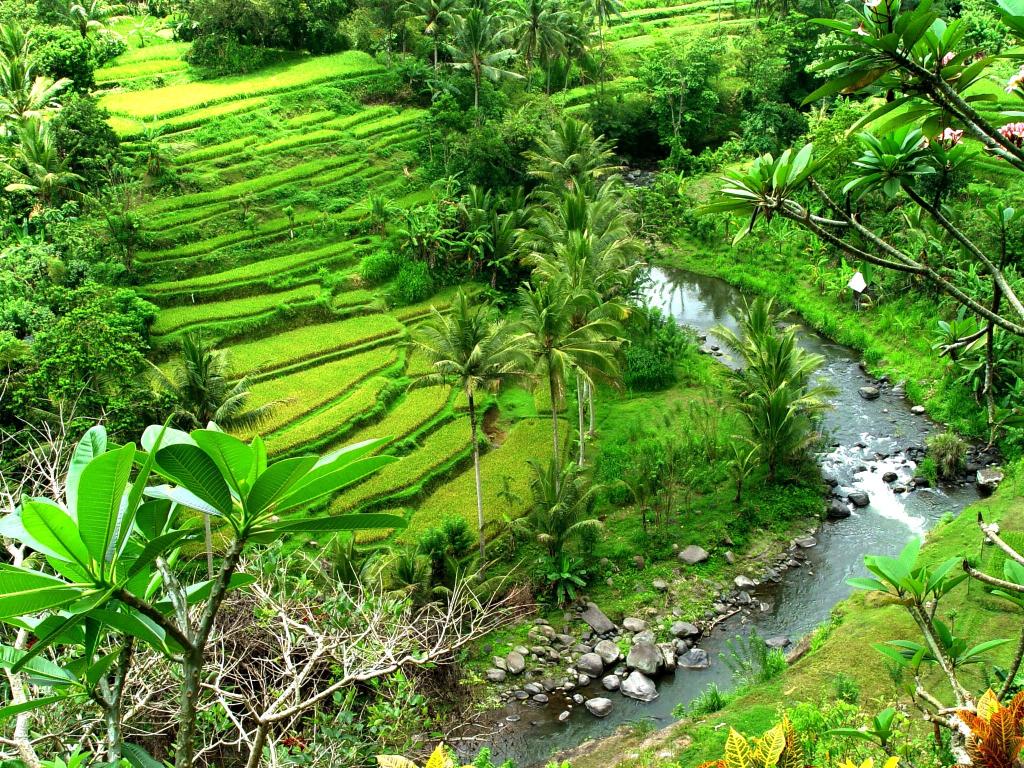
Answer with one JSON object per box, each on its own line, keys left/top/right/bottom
{"left": 0, "top": 423, "right": 404, "bottom": 768}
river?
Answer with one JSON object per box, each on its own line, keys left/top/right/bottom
{"left": 469, "top": 266, "right": 980, "bottom": 767}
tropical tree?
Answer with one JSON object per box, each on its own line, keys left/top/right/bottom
{"left": 67, "top": 0, "right": 118, "bottom": 37}
{"left": 403, "top": 0, "right": 460, "bottom": 68}
{"left": 714, "top": 296, "right": 835, "bottom": 480}
{"left": 448, "top": 7, "right": 525, "bottom": 111}
{"left": 524, "top": 116, "right": 621, "bottom": 195}
{"left": 1, "top": 118, "right": 82, "bottom": 209}
{"left": 0, "top": 46, "right": 70, "bottom": 124}
{"left": 150, "top": 333, "right": 282, "bottom": 433}
{"left": 588, "top": 0, "right": 621, "bottom": 85}
{"left": 523, "top": 456, "right": 602, "bottom": 559}
{"left": 518, "top": 279, "right": 620, "bottom": 464}
{"left": 413, "top": 291, "right": 529, "bottom": 560}
{"left": 508, "top": 0, "right": 566, "bottom": 78}
{"left": 0, "top": 423, "right": 402, "bottom": 768}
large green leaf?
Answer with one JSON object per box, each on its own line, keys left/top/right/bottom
{"left": 192, "top": 429, "right": 253, "bottom": 497}
{"left": 245, "top": 456, "right": 318, "bottom": 518}
{"left": 268, "top": 513, "right": 407, "bottom": 533}
{"left": 0, "top": 694, "right": 72, "bottom": 723}
{"left": 123, "top": 742, "right": 166, "bottom": 768}
{"left": 141, "top": 425, "right": 193, "bottom": 453}
{"left": 66, "top": 426, "right": 106, "bottom": 520}
{"left": 144, "top": 485, "right": 222, "bottom": 518}
{"left": 88, "top": 607, "right": 179, "bottom": 654}
{"left": 275, "top": 455, "right": 397, "bottom": 514}
{"left": 0, "top": 644, "right": 76, "bottom": 686}
{"left": 77, "top": 443, "right": 135, "bottom": 568}
{"left": 21, "top": 500, "right": 91, "bottom": 571}
{"left": 153, "top": 444, "right": 233, "bottom": 516}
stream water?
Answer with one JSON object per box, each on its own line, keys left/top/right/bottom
{"left": 470, "top": 267, "right": 980, "bottom": 767}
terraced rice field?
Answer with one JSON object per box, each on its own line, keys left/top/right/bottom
{"left": 606, "top": 0, "right": 754, "bottom": 51}
{"left": 104, "top": 48, "right": 557, "bottom": 542}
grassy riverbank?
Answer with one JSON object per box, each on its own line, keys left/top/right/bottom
{"left": 566, "top": 465, "right": 1024, "bottom": 768}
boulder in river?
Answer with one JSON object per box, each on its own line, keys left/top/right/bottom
{"left": 734, "top": 575, "right": 757, "bottom": 590}
{"left": 585, "top": 697, "right": 614, "bottom": 718}
{"left": 795, "top": 535, "right": 817, "bottom": 548}
{"left": 882, "top": 471, "right": 898, "bottom": 483}
{"left": 678, "top": 545, "right": 710, "bottom": 565}
{"left": 827, "top": 499, "right": 851, "bottom": 519}
{"left": 658, "top": 643, "right": 677, "bottom": 671}
{"left": 621, "top": 671, "right": 659, "bottom": 702}
{"left": 765, "top": 636, "right": 790, "bottom": 649}
{"left": 576, "top": 653, "right": 605, "bottom": 677}
{"left": 594, "top": 639, "right": 621, "bottom": 665}
{"left": 486, "top": 668, "right": 506, "bottom": 683}
{"left": 602, "top": 674, "right": 620, "bottom": 691}
{"left": 626, "top": 641, "right": 662, "bottom": 675}
{"left": 847, "top": 491, "right": 870, "bottom": 508}
{"left": 977, "top": 467, "right": 1005, "bottom": 495}
{"left": 671, "top": 621, "right": 700, "bottom": 639}
{"left": 580, "top": 602, "right": 616, "bottom": 634}
{"left": 677, "top": 647, "right": 710, "bottom": 669}
{"left": 859, "top": 386, "right": 881, "bottom": 400}
{"left": 911, "top": 405, "right": 926, "bottom": 414}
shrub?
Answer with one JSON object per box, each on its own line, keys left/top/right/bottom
{"left": 679, "top": 682, "right": 729, "bottom": 716}
{"left": 926, "top": 431, "right": 967, "bottom": 479}
{"left": 832, "top": 673, "right": 860, "bottom": 704}
{"left": 51, "top": 94, "right": 120, "bottom": 189}
{"left": 623, "top": 307, "right": 691, "bottom": 391}
{"left": 31, "top": 26, "right": 95, "bottom": 90}
{"left": 92, "top": 30, "right": 127, "bottom": 66}
{"left": 390, "top": 261, "right": 434, "bottom": 306}
{"left": 359, "top": 248, "right": 402, "bottom": 285}
{"left": 186, "top": 34, "right": 283, "bottom": 77}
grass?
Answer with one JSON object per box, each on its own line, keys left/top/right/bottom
{"left": 235, "top": 345, "right": 400, "bottom": 437}
{"left": 150, "top": 284, "right": 323, "bottom": 335}
{"left": 224, "top": 313, "right": 403, "bottom": 376}
{"left": 99, "top": 51, "right": 382, "bottom": 119}
{"left": 342, "top": 385, "right": 454, "bottom": 451}
{"left": 400, "top": 417, "right": 556, "bottom": 540}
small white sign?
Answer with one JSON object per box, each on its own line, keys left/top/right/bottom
{"left": 848, "top": 271, "right": 867, "bottom": 293}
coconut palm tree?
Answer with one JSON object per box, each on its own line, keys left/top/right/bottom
{"left": 403, "top": 0, "right": 460, "bottom": 69}
{"left": 523, "top": 456, "right": 603, "bottom": 559}
{"left": 714, "top": 297, "right": 835, "bottom": 480}
{"left": 1, "top": 118, "right": 83, "bottom": 209}
{"left": 448, "top": 7, "right": 524, "bottom": 112}
{"left": 413, "top": 290, "right": 530, "bottom": 561}
{"left": 0, "top": 56, "right": 70, "bottom": 124}
{"left": 518, "top": 279, "right": 620, "bottom": 467}
{"left": 508, "top": 0, "right": 566, "bottom": 79}
{"left": 0, "top": 23, "right": 30, "bottom": 61}
{"left": 150, "top": 333, "right": 282, "bottom": 432}
{"left": 589, "top": 0, "right": 621, "bottom": 87}
{"left": 524, "top": 116, "right": 621, "bottom": 195}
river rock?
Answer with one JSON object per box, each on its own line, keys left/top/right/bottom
{"left": 882, "top": 471, "right": 898, "bottom": 482}
{"left": 576, "top": 653, "right": 605, "bottom": 677}
{"left": 658, "top": 642, "right": 677, "bottom": 671}
{"left": 532, "top": 693, "right": 549, "bottom": 704}
{"left": 558, "top": 710, "right": 570, "bottom": 722}
{"left": 594, "top": 639, "right": 621, "bottom": 665}
{"left": 573, "top": 693, "right": 585, "bottom": 705}
{"left": 555, "top": 633, "right": 575, "bottom": 647}
{"left": 671, "top": 621, "right": 700, "bottom": 639}
{"left": 847, "top": 491, "right": 870, "bottom": 508}
{"left": 626, "top": 641, "right": 662, "bottom": 675}
{"left": 524, "top": 683, "right": 542, "bottom": 695}
{"left": 724, "top": 550, "right": 735, "bottom": 564}
{"left": 486, "top": 668, "right": 506, "bottom": 683}
{"left": 827, "top": 499, "right": 851, "bottom": 519}
{"left": 534, "top": 624, "right": 556, "bottom": 640}
{"left": 765, "top": 636, "right": 790, "bottom": 649}
{"left": 678, "top": 545, "right": 710, "bottom": 565}
{"left": 621, "top": 671, "right": 659, "bottom": 702}
{"left": 652, "top": 578, "right": 669, "bottom": 592}
{"left": 911, "top": 405, "right": 925, "bottom": 414}
{"left": 859, "top": 386, "right": 881, "bottom": 400}
{"left": 493, "top": 656, "right": 507, "bottom": 671}
{"left": 977, "top": 467, "right": 1005, "bottom": 495}
{"left": 795, "top": 536, "right": 817, "bottom": 548}
{"left": 632, "top": 630, "right": 655, "bottom": 645}
{"left": 586, "top": 697, "right": 614, "bottom": 718}
{"left": 678, "top": 648, "right": 710, "bottom": 669}
{"left": 623, "top": 617, "right": 647, "bottom": 633}
{"left": 602, "top": 674, "right": 620, "bottom": 691}
{"left": 580, "top": 602, "right": 616, "bottom": 634}
{"left": 734, "top": 575, "right": 757, "bottom": 590}
{"left": 513, "top": 690, "right": 528, "bottom": 700}
{"left": 633, "top": 555, "right": 645, "bottom": 569}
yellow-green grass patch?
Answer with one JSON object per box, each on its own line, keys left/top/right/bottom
{"left": 400, "top": 417, "right": 557, "bottom": 540}
{"left": 151, "top": 284, "right": 322, "bottom": 335}
{"left": 329, "top": 415, "right": 473, "bottom": 514}
{"left": 341, "top": 385, "right": 452, "bottom": 449}
{"left": 267, "top": 376, "right": 390, "bottom": 455}
{"left": 99, "top": 51, "right": 381, "bottom": 120}
{"left": 235, "top": 345, "right": 400, "bottom": 438}
{"left": 226, "top": 313, "right": 403, "bottom": 376}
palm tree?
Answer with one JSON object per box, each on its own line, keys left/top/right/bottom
{"left": 589, "top": 0, "right": 621, "bottom": 87}
{"left": 524, "top": 456, "right": 602, "bottom": 559}
{"left": 358, "top": 192, "right": 399, "bottom": 236}
{"left": 518, "top": 279, "right": 620, "bottom": 466}
{"left": 714, "top": 297, "right": 835, "bottom": 480}
{"left": 413, "top": 290, "right": 529, "bottom": 561}
{"left": 448, "top": 7, "right": 524, "bottom": 112}
{"left": 0, "top": 23, "right": 30, "bottom": 61}
{"left": 150, "top": 333, "right": 282, "bottom": 431}
{"left": 1, "top": 118, "right": 83, "bottom": 209}
{"left": 67, "top": 0, "right": 117, "bottom": 37}
{"left": 403, "top": 0, "right": 460, "bottom": 69}
{"left": 524, "top": 116, "right": 621, "bottom": 195}
{"left": 508, "top": 0, "right": 566, "bottom": 80}
{"left": 0, "top": 57, "right": 70, "bottom": 123}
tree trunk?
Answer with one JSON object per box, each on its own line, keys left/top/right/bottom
{"left": 468, "top": 390, "right": 486, "bottom": 564}
{"left": 576, "top": 374, "right": 585, "bottom": 465}
{"left": 587, "top": 381, "right": 595, "bottom": 435}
